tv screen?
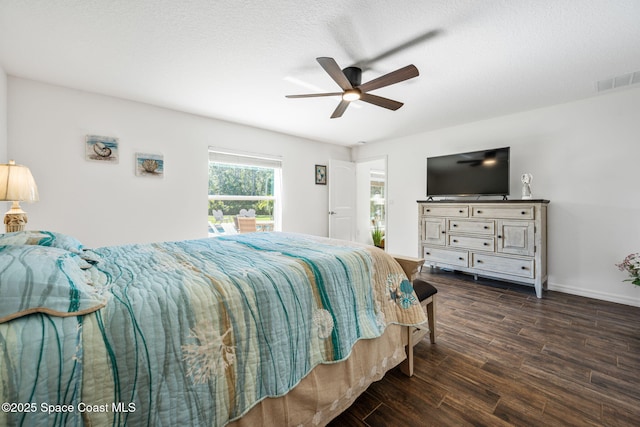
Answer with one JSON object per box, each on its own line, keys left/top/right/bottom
{"left": 427, "top": 147, "right": 510, "bottom": 197}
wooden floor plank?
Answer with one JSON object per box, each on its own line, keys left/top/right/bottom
{"left": 438, "top": 395, "right": 514, "bottom": 427}
{"left": 367, "top": 368, "right": 447, "bottom": 409}
{"left": 602, "top": 401, "right": 640, "bottom": 426}
{"left": 482, "top": 358, "right": 605, "bottom": 422}
{"left": 329, "top": 270, "right": 640, "bottom": 427}
{"left": 364, "top": 400, "right": 470, "bottom": 427}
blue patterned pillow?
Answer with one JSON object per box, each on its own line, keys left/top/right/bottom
{"left": 0, "top": 230, "right": 84, "bottom": 253}
{"left": 0, "top": 245, "right": 106, "bottom": 323}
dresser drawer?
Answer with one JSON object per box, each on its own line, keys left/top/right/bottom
{"left": 422, "top": 205, "right": 469, "bottom": 217}
{"left": 471, "top": 253, "right": 534, "bottom": 278}
{"left": 449, "top": 219, "right": 494, "bottom": 235}
{"left": 448, "top": 234, "right": 494, "bottom": 251}
{"left": 471, "top": 205, "right": 534, "bottom": 219}
{"left": 422, "top": 246, "right": 468, "bottom": 267}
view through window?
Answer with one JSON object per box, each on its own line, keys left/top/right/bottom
{"left": 208, "top": 150, "right": 282, "bottom": 235}
{"left": 370, "top": 169, "right": 386, "bottom": 248}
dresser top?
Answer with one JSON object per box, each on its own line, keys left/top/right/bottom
{"left": 417, "top": 199, "right": 550, "bottom": 204}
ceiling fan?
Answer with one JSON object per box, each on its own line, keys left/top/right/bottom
{"left": 286, "top": 57, "right": 419, "bottom": 118}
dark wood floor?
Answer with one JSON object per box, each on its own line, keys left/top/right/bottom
{"left": 329, "top": 270, "right": 640, "bottom": 426}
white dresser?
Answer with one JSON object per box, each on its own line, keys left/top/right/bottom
{"left": 417, "top": 200, "right": 549, "bottom": 297}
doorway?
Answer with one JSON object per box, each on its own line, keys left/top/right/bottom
{"left": 355, "top": 156, "right": 387, "bottom": 248}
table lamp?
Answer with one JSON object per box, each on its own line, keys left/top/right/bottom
{"left": 0, "top": 160, "right": 39, "bottom": 233}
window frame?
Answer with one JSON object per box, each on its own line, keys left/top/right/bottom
{"left": 208, "top": 149, "right": 283, "bottom": 231}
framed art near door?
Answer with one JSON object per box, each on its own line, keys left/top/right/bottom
{"left": 315, "top": 164, "right": 327, "bottom": 185}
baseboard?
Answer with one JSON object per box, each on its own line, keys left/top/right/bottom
{"left": 548, "top": 282, "right": 640, "bottom": 308}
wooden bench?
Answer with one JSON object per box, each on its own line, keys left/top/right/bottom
{"left": 391, "top": 255, "right": 437, "bottom": 377}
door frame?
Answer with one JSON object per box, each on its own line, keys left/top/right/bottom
{"left": 355, "top": 155, "right": 388, "bottom": 248}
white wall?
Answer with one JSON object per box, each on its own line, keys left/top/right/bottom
{"left": 7, "top": 77, "right": 350, "bottom": 247}
{"left": 0, "top": 66, "right": 7, "bottom": 214}
{"left": 353, "top": 87, "right": 640, "bottom": 307}
{"left": 0, "top": 66, "right": 6, "bottom": 160}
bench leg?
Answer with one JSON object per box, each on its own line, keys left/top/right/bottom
{"left": 400, "top": 326, "right": 415, "bottom": 377}
{"left": 427, "top": 295, "right": 436, "bottom": 344}
{"left": 400, "top": 294, "right": 436, "bottom": 377}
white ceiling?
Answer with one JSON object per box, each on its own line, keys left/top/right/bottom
{"left": 1, "top": 0, "right": 639, "bottom": 146}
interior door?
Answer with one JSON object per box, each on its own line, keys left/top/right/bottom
{"left": 328, "top": 159, "right": 356, "bottom": 241}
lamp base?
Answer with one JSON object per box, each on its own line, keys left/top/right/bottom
{"left": 4, "top": 201, "right": 28, "bottom": 233}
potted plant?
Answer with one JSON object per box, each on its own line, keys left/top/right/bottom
{"left": 371, "top": 222, "right": 385, "bottom": 249}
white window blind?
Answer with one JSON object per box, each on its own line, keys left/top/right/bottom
{"left": 208, "top": 150, "right": 282, "bottom": 168}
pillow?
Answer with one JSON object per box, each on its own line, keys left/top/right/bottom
{"left": 0, "top": 230, "right": 84, "bottom": 254}
{"left": 0, "top": 245, "right": 107, "bottom": 323}
{"left": 0, "top": 230, "right": 100, "bottom": 265}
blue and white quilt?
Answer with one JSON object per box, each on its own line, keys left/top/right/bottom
{"left": 0, "top": 231, "right": 426, "bottom": 426}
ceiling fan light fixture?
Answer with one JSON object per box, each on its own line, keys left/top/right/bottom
{"left": 342, "top": 89, "right": 361, "bottom": 102}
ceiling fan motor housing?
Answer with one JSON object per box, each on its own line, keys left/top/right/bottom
{"left": 342, "top": 66, "right": 362, "bottom": 87}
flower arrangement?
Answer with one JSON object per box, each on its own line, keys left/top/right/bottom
{"left": 616, "top": 253, "right": 640, "bottom": 286}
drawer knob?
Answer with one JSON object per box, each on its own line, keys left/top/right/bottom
{"left": 477, "top": 260, "right": 483, "bottom": 263}
{"left": 497, "top": 235, "right": 502, "bottom": 239}
{"left": 521, "top": 211, "right": 526, "bottom": 215}
{"left": 459, "top": 210, "right": 464, "bottom": 213}
{"left": 426, "top": 252, "right": 431, "bottom": 255}
{"left": 453, "top": 239, "right": 458, "bottom": 243}
{"left": 521, "top": 266, "right": 527, "bottom": 270}
{"left": 483, "top": 242, "right": 489, "bottom": 246}
{"left": 453, "top": 224, "right": 458, "bottom": 227}
{"left": 426, "top": 209, "right": 431, "bottom": 212}
{"left": 441, "top": 231, "right": 446, "bottom": 234}
{"left": 484, "top": 226, "right": 489, "bottom": 229}
{"left": 477, "top": 210, "right": 483, "bottom": 214}
{"left": 458, "top": 257, "right": 464, "bottom": 260}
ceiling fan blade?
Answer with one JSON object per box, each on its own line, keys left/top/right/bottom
{"left": 317, "top": 57, "right": 353, "bottom": 91}
{"left": 285, "top": 92, "right": 343, "bottom": 98}
{"left": 359, "top": 93, "right": 404, "bottom": 111}
{"left": 330, "top": 99, "right": 350, "bottom": 118}
{"left": 354, "top": 30, "right": 441, "bottom": 69}
{"left": 358, "top": 64, "right": 419, "bottom": 93}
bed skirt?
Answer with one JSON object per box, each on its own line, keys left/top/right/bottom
{"left": 229, "top": 324, "right": 404, "bottom": 427}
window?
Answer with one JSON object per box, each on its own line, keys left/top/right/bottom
{"left": 208, "top": 150, "right": 282, "bottom": 233}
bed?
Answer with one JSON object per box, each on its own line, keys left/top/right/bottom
{"left": 0, "top": 230, "right": 427, "bottom": 426}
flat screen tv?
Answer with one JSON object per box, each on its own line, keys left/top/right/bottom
{"left": 426, "top": 147, "right": 510, "bottom": 197}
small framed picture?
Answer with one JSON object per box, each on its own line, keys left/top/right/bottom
{"left": 86, "top": 135, "right": 119, "bottom": 163}
{"left": 135, "top": 153, "right": 164, "bottom": 177}
{"left": 315, "top": 164, "right": 327, "bottom": 185}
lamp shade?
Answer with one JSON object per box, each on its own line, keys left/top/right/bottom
{"left": 0, "top": 160, "right": 39, "bottom": 202}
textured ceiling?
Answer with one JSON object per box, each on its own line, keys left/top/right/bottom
{"left": 1, "top": 0, "right": 639, "bottom": 146}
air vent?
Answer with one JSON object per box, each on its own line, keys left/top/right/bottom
{"left": 596, "top": 71, "right": 640, "bottom": 92}
{"left": 596, "top": 79, "right": 614, "bottom": 92}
